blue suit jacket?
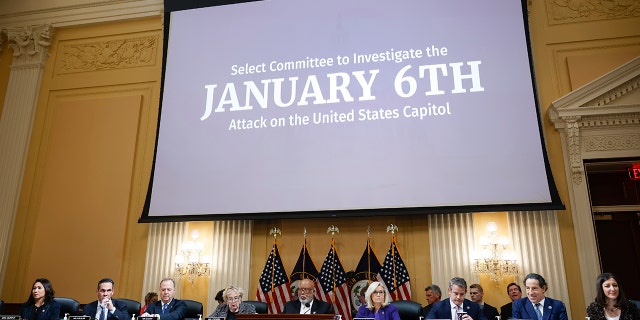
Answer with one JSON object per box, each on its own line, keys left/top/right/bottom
{"left": 512, "top": 297, "right": 568, "bottom": 320}
{"left": 427, "top": 298, "right": 487, "bottom": 320}
{"left": 145, "top": 299, "right": 187, "bottom": 320}
{"left": 20, "top": 300, "right": 61, "bottom": 320}
{"left": 83, "top": 300, "right": 129, "bottom": 320}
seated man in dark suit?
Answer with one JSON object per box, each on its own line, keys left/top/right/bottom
{"left": 141, "top": 278, "right": 187, "bottom": 320}
{"left": 83, "top": 278, "right": 129, "bottom": 320}
{"left": 499, "top": 282, "right": 522, "bottom": 319}
{"left": 426, "top": 277, "right": 487, "bottom": 320}
{"left": 283, "top": 279, "right": 333, "bottom": 314}
{"left": 421, "top": 284, "right": 441, "bottom": 318}
{"left": 512, "top": 273, "right": 568, "bottom": 320}
{"left": 469, "top": 284, "right": 499, "bottom": 320}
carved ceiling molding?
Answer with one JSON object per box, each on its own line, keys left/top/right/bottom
{"left": 58, "top": 35, "right": 158, "bottom": 73}
{"left": 0, "top": 0, "right": 162, "bottom": 28}
{"left": 583, "top": 133, "right": 640, "bottom": 152}
{"left": 5, "top": 24, "right": 53, "bottom": 68}
{"left": 546, "top": 0, "right": 640, "bottom": 24}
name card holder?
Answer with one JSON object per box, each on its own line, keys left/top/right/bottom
{"left": 138, "top": 316, "right": 157, "bottom": 320}
{"left": 68, "top": 316, "right": 91, "bottom": 320}
{"left": 0, "top": 315, "right": 21, "bottom": 320}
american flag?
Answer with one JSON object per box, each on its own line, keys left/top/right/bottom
{"left": 256, "top": 242, "right": 292, "bottom": 313}
{"left": 376, "top": 237, "right": 412, "bottom": 300}
{"left": 318, "top": 240, "right": 352, "bottom": 320}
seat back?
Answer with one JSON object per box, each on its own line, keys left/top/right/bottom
{"left": 182, "top": 299, "right": 203, "bottom": 320}
{"left": 54, "top": 297, "right": 80, "bottom": 318}
{"left": 243, "top": 301, "right": 268, "bottom": 314}
{"left": 390, "top": 300, "right": 422, "bottom": 320}
{"left": 118, "top": 298, "right": 141, "bottom": 319}
{"left": 0, "top": 299, "right": 4, "bottom": 314}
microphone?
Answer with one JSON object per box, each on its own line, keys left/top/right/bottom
{"left": 304, "top": 303, "right": 310, "bottom": 308}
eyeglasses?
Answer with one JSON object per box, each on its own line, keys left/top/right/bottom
{"left": 227, "top": 296, "right": 241, "bottom": 302}
{"left": 298, "top": 288, "right": 314, "bottom": 293}
{"left": 373, "top": 291, "right": 385, "bottom": 295}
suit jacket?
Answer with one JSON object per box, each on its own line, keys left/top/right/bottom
{"left": 481, "top": 303, "right": 499, "bottom": 320}
{"left": 208, "top": 302, "right": 256, "bottom": 318}
{"left": 421, "top": 304, "right": 434, "bottom": 318}
{"left": 426, "top": 298, "right": 487, "bottom": 320}
{"left": 145, "top": 299, "right": 187, "bottom": 320}
{"left": 356, "top": 304, "right": 400, "bottom": 320}
{"left": 20, "top": 300, "right": 61, "bottom": 320}
{"left": 283, "top": 299, "right": 333, "bottom": 315}
{"left": 499, "top": 302, "right": 513, "bottom": 319}
{"left": 83, "top": 300, "right": 129, "bottom": 320}
{"left": 512, "top": 297, "right": 568, "bottom": 320}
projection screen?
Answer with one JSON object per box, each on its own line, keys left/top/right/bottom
{"left": 140, "top": 0, "right": 564, "bottom": 222}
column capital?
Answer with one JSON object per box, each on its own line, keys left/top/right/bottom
{"left": 6, "top": 24, "right": 53, "bottom": 67}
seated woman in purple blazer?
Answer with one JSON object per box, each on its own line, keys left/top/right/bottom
{"left": 355, "top": 281, "right": 400, "bottom": 320}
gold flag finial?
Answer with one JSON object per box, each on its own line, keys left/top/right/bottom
{"left": 269, "top": 227, "right": 281, "bottom": 239}
{"left": 327, "top": 225, "right": 339, "bottom": 237}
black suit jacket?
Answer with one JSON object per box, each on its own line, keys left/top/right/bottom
{"left": 20, "top": 300, "right": 61, "bottom": 320}
{"left": 283, "top": 299, "right": 333, "bottom": 315}
{"left": 83, "top": 300, "right": 129, "bottom": 320}
{"left": 500, "top": 302, "right": 513, "bottom": 319}
{"left": 145, "top": 299, "right": 187, "bottom": 320}
{"left": 481, "top": 303, "right": 499, "bottom": 320}
{"left": 421, "top": 304, "right": 433, "bottom": 318}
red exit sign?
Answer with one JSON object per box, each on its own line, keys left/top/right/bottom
{"left": 630, "top": 164, "right": 640, "bottom": 180}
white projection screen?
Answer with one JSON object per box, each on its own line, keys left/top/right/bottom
{"left": 140, "top": 0, "right": 564, "bottom": 222}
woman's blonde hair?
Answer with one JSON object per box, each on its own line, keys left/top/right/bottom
{"left": 364, "top": 281, "right": 392, "bottom": 310}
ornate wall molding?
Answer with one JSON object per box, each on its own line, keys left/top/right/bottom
{"left": 546, "top": 0, "right": 640, "bottom": 24}
{"left": 565, "top": 116, "right": 583, "bottom": 185}
{"left": 6, "top": 24, "right": 53, "bottom": 67}
{"left": 590, "top": 79, "right": 640, "bottom": 107}
{"left": 58, "top": 35, "right": 158, "bottom": 73}
{"left": 583, "top": 133, "right": 640, "bottom": 152}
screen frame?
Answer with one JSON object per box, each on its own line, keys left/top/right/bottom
{"left": 139, "top": 0, "right": 564, "bottom": 223}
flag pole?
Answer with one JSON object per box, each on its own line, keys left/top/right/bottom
{"left": 327, "top": 225, "right": 339, "bottom": 303}
{"left": 386, "top": 224, "right": 398, "bottom": 297}
{"left": 268, "top": 227, "right": 281, "bottom": 301}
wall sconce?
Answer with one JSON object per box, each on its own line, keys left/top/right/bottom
{"left": 472, "top": 222, "right": 519, "bottom": 282}
{"left": 174, "top": 230, "right": 211, "bottom": 284}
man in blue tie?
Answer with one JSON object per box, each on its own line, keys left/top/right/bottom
{"left": 83, "top": 278, "right": 129, "bottom": 320}
{"left": 512, "top": 273, "right": 568, "bottom": 320}
{"left": 141, "top": 278, "right": 187, "bottom": 320}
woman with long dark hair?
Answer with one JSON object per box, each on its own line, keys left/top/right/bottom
{"left": 586, "top": 273, "right": 640, "bottom": 320}
{"left": 19, "top": 278, "right": 61, "bottom": 320}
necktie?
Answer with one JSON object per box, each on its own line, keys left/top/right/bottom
{"left": 455, "top": 305, "right": 461, "bottom": 320}
{"left": 534, "top": 303, "right": 542, "bottom": 320}
{"left": 162, "top": 304, "right": 167, "bottom": 314}
{"left": 100, "top": 307, "right": 107, "bottom": 320}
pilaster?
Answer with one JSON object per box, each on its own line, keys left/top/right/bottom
{"left": 0, "top": 24, "right": 53, "bottom": 294}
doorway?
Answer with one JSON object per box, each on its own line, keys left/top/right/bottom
{"left": 586, "top": 160, "right": 640, "bottom": 301}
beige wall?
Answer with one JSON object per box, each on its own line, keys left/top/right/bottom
{"left": 0, "top": 2, "right": 639, "bottom": 319}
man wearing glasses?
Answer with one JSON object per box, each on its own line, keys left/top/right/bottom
{"left": 283, "top": 279, "right": 334, "bottom": 314}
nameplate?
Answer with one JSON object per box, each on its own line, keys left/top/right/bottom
{"left": 354, "top": 318, "right": 375, "bottom": 320}
{"left": 137, "top": 317, "right": 157, "bottom": 320}
{"left": 205, "top": 317, "right": 224, "bottom": 320}
{"left": 68, "top": 316, "right": 91, "bottom": 320}
{"left": 0, "top": 315, "right": 21, "bottom": 320}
